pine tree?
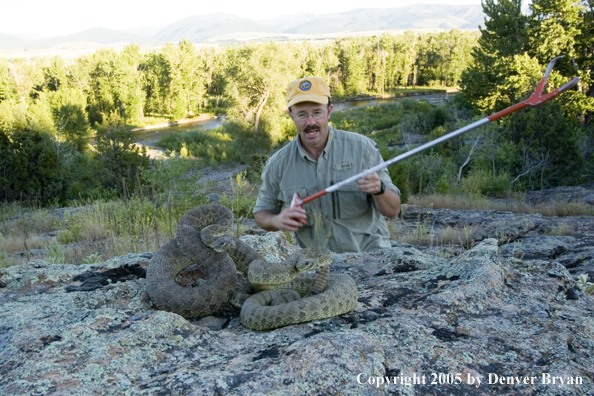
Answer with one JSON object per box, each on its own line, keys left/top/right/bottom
{"left": 460, "top": 0, "right": 530, "bottom": 111}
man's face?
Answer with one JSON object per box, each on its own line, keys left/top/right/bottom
{"left": 289, "top": 101, "right": 333, "bottom": 154}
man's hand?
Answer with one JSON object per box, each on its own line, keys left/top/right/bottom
{"left": 356, "top": 172, "right": 383, "bottom": 195}
{"left": 356, "top": 170, "right": 401, "bottom": 219}
{"left": 254, "top": 208, "right": 307, "bottom": 232}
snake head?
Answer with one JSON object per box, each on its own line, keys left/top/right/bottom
{"left": 296, "top": 257, "right": 323, "bottom": 272}
{"left": 208, "top": 237, "right": 234, "bottom": 253}
{"left": 296, "top": 247, "right": 333, "bottom": 272}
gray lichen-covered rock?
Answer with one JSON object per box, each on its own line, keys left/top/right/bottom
{"left": 2, "top": 229, "right": 594, "bottom": 395}
{"left": 402, "top": 205, "right": 538, "bottom": 244}
{"left": 524, "top": 185, "right": 594, "bottom": 206}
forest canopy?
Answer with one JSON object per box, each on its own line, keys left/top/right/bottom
{"left": 0, "top": 0, "right": 592, "bottom": 207}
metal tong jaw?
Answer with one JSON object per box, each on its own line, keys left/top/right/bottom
{"left": 290, "top": 193, "right": 307, "bottom": 223}
{"left": 290, "top": 192, "right": 303, "bottom": 209}
{"left": 488, "top": 56, "right": 580, "bottom": 121}
{"left": 529, "top": 56, "right": 580, "bottom": 106}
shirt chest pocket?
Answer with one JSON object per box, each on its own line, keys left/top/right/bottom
{"left": 330, "top": 161, "right": 371, "bottom": 220}
{"left": 333, "top": 183, "right": 371, "bottom": 220}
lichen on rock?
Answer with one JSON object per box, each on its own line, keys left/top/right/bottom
{"left": 2, "top": 210, "right": 594, "bottom": 395}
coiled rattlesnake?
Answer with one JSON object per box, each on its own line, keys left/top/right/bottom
{"left": 146, "top": 204, "right": 358, "bottom": 330}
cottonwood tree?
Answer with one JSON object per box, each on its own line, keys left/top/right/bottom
{"left": 43, "top": 56, "right": 68, "bottom": 92}
{"left": 300, "top": 43, "right": 341, "bottom": 92}
{"left": 334, "top": 38, "right": 368, "bottom": 95}
{"left": 364, "top": 36, "right": 391, "bottom": 94}
{"left": 384, "top": 33, "right": 418, "bottom": 88}
{"left": 224, "top": 42, "right": 301, "bottom": 135}
{"left": 118, "top": 44, "right": 146, "bottom": 124}
{"left": 86, "top": 49, "right": 123, "bottom": 125}
{"left": 85, "top": 46, "right": 145, "bottom": 126}
{"left": 419, "top": 30, "right": 478, "bottom": 86}
{"left": 161, "top": 39, "right": 206, "bottom": 120}
{"left": 199, "top": 46, "right": 227, "bottom": 108}
{"left": 7, "top": 59, "right": 43, "bottom": 104}
{"left": 0, "top": 59, "right": 15, "bottom": 104}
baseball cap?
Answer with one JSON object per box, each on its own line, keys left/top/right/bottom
{"left": 286, "top": 77, "right": 331, "bottom": 107}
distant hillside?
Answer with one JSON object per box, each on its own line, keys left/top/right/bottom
{"left": 259, "top": 13, "right": 321, "bottom": 32}
{"left": 29, "top": 27, "right": 161, "bottom": 49}
{"left": 0, "top": 33, "right": 29, "bottom": 50}
{"left": 154, "top": 14, "right": 276, "bottom": 43}
{"left": 280, "top": 5, "right": 484, "bottom": 34}
{"left": 0, "top": 5, "right": 485, "bottom": 51}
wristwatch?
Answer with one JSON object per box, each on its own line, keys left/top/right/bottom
{"left": 373, "top": 181, "right": 386, "bottom": 195}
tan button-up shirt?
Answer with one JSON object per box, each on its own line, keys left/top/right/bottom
{"left": 253, "top": 127, "right": 399, "bottom": 253}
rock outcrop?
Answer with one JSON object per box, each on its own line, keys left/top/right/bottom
{"left": 1, "top": 207, "right": 594, "bottom": 395}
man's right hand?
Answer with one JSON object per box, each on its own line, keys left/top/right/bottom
{"left": 254, "top": 208, "right": 307, "bottom": 232}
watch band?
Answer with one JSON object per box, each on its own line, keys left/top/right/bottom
{"left": 373, "top": 181, "right": 386, "bottom": 195}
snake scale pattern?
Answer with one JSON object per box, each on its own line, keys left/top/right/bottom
{"left": 146, "top": 204, "right": 358, "bottom": 330}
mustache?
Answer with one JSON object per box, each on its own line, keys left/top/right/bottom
{"left": 304, "top": 125, "right": 320, "bottom": 132}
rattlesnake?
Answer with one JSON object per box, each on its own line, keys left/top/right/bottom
{"left": 146, "top": 204, "right": 358, "bottom": 330}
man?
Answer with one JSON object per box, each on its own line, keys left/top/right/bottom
{"left": 253, "top": 77, "right": 401, "bottom": 253}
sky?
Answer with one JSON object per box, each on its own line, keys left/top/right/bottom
{"left": 0, "top": 0, "right": 484, "bottom": 38}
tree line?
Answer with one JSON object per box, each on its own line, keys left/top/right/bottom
{"left": 1, "top": 0, "right": 592, "bottom": 207}
{"left": 0, "top": 30, "right": 477, "bottom": 204}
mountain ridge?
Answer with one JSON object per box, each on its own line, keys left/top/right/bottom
{"left": 0, "top": 5, "right": 484, "bottom": 51}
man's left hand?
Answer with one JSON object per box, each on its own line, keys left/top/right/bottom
{"left": 357, "top": 172, "right": 383, "bottom": 195}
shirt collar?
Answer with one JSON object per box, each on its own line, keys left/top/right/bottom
{"left": 296, "top": 126, "right": 334, "bottom": 162}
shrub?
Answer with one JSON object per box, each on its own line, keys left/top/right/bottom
{"left": 218, "top": 171, "right": 257, "bottom": 219}
{"left": 0, "top": 128, "right": 67, "bottom": 204}
{"left": 82, "top": 253, "right": 103, "bottom": 264}
{"left": 47, "top": 238, "right": 65, "bottom": 264}
{"left": 461, "top": 168, "right": 511, "bottom": 197}
{"left": 399, "top": 98, "right": 416, "bottom": 110}
{"left": 246, "top": 153, "right": 269, "bottom": 184}
{"left": 577, "top": 274, "right": 594, "bottom": 295}
{"left": 435, "top": 174, "right": 450, "bottom": 194}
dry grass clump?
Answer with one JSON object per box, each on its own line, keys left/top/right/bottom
{"left": 546, "top": 223, "right": 577, "bottom": 236}
{"left": 390, "top": 220, "right": 433, "bottom": 246}
{"left": 408, "top": 193, "right": 594, "bottom": 217}
{"left": 62, "top": 233, "right": 171, "bottom": 265}
{"left": 62, "top": 204, "right": 111, "bottom": 242}
{"left": 0, "top": 210, "right": 60, "bottom": 256}
{"left": 408, "top": 194, "right": 496, "bottom": 211}
{"left": 535, "top": 203, "right": 594, "bottom": 217}
{"left": 1, "top": 234, "right": 51, "bottom": 253}
{"left": 433, "top": 226, "right": 476, "bottom": 250}
{"left": 0, "top": 211, "right": 59, "bottom": 236}
{"left": 389, "top": 219, "right": 475, "bottom": 250}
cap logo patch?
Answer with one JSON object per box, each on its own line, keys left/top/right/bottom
{"left": 300, "top": 81, "right": 311, "bottom": 91}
